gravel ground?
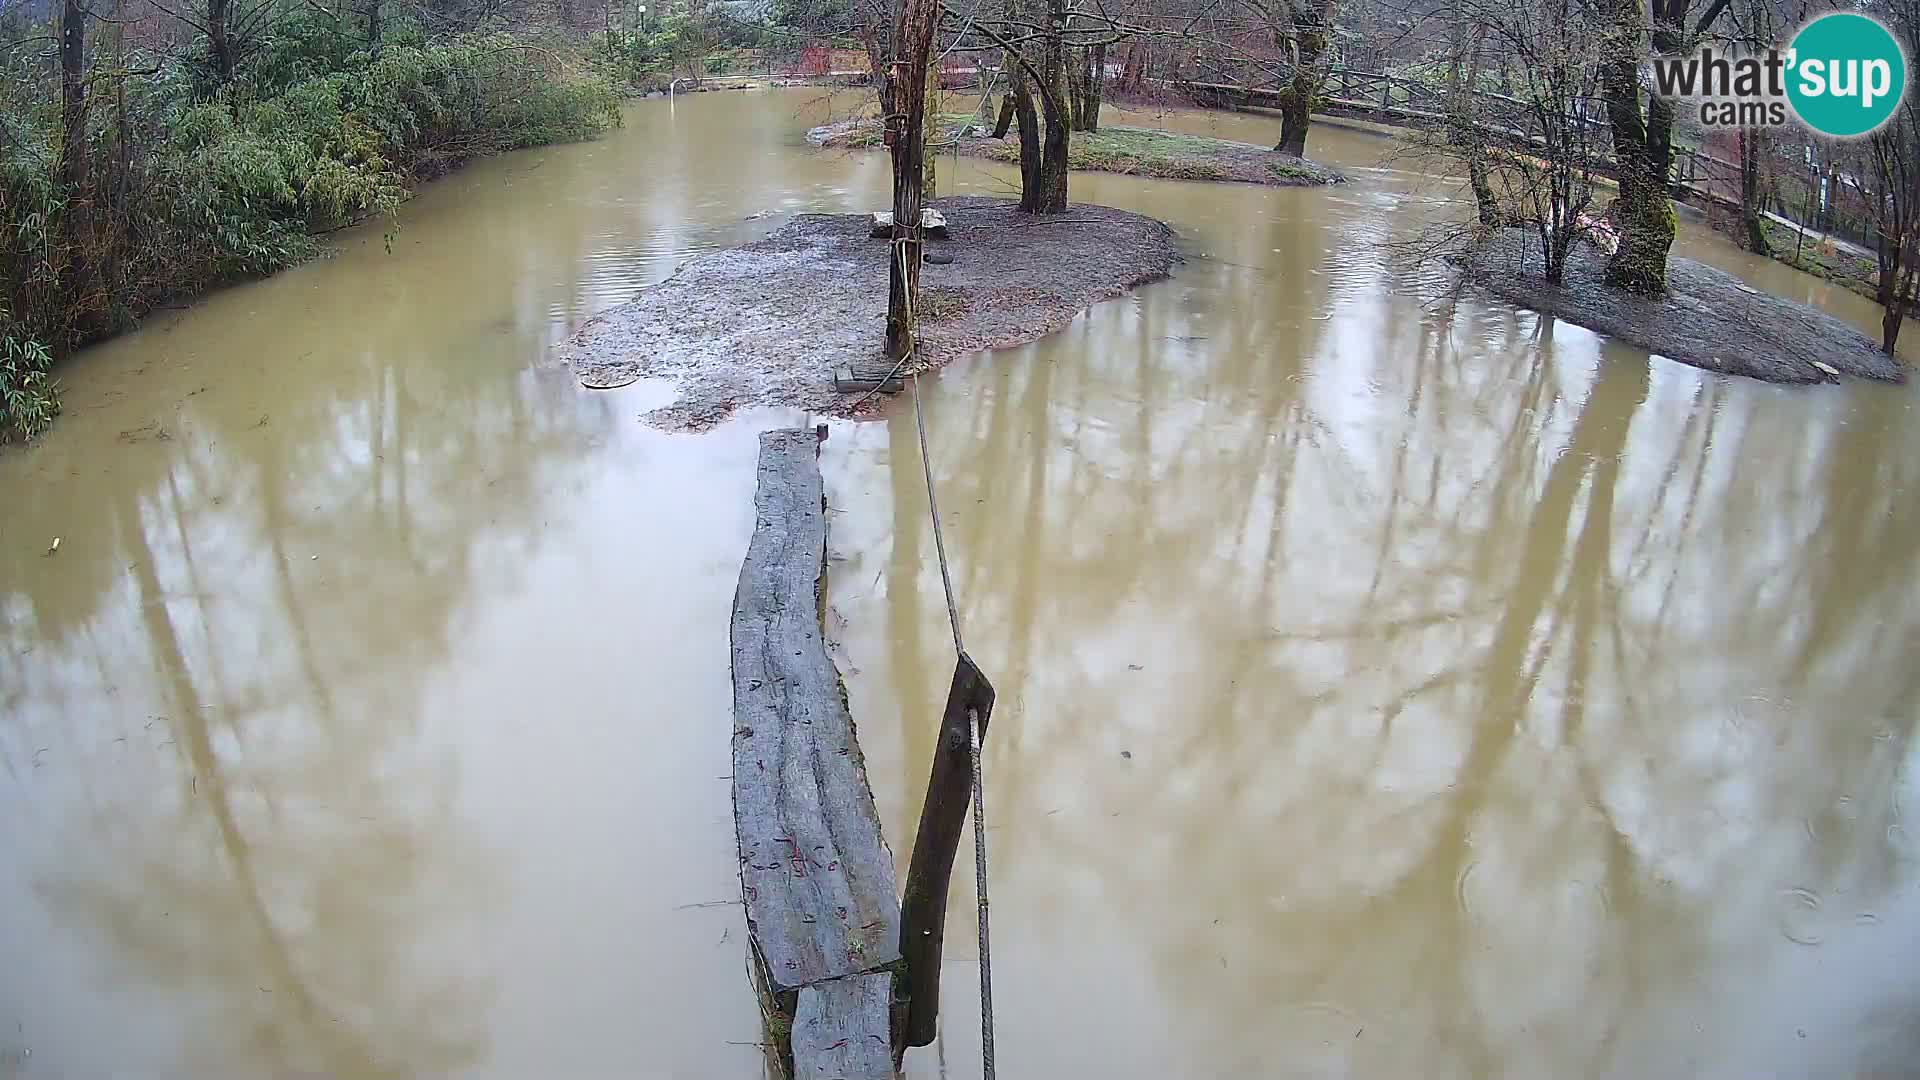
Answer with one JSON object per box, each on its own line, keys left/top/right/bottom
{"left": 1461, "top": 230, "right": 1907, "bottom": 385}
{"left": 557, "top": 196, "right": 1180, "bottom": 428}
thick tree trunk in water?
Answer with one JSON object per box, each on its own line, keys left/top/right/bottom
{"left": 1739, "top": 127, "right": 1768, "bottom": 255}
{"left": 992, "top": 93, "right": 1014, "bottom": 138}
{"left": 1601, "top": 0, "right": 1676, "bottom": 294}
{"left": 885, "top": 0, "right": 939, "bottom": 360}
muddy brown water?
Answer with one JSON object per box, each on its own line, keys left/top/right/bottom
{"left": 3, "top": 89, "right": 1917, "bottom": 1079}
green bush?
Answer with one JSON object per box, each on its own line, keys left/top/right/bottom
{"left": 1, "top": 27, "right": 619, "bottom": 439}
{"left": 1, "top": 324, "right": 57, "bottom": 443}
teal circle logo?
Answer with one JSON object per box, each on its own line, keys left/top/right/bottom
{"left": 1787, "top": 13, "right": 1907, "bottom": 137}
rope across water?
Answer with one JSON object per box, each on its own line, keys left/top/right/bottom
{"left": 895, "top": 232, "right": 996, "bottom": 1077}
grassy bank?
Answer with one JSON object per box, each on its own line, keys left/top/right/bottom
{"left": 826, "top": 113, "right": 1342, "bottom": 186}
{"left": 2, "top": 21, "right": 619, "bottom": 441}
{"left": 1756, "top": 220, "right": 1882, "bottom": 303}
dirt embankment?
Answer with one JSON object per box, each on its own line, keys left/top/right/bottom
{"left": 558, "top": 196, "right": 1180, "bottom": 428}
{"left": 809, "top": 117, "right": 1345, "bottom": 187}
{"left": 1459, "top": 230, "right": 1906, "bottom": 385}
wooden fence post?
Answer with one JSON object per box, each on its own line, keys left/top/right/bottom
{"left": 897, "top": 653, "right": 997, "bottom": 1048}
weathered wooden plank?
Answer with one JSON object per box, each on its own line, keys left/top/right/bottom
{"left": 732, "top": 429, "right": 902, "bottom": 996}
{"left": 834, "top": 365, "right": 905, "bottom": 394}
{"left": 791, "top": 972, "right": 897, "bottom": 1079}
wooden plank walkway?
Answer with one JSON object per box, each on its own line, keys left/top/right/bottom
{"left": 731, "top": 428, "right": 900, "bottom": 1079}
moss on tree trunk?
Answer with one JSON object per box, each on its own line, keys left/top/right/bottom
{"left": 1600, "top": 0, "right": 1678, "bottom": 295}
{"left": 1607, "top": 173, "right": 1676, "bottom": 295}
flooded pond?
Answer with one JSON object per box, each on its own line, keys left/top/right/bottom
{"left": 3, "top": 89, "right": 1916, "bottom": 1078}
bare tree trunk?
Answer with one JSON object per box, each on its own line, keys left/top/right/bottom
{"left": 923, "top": 64, "right": 939, "bottom": 197}
{"left": 1601, "top": 65, "right": 1675, "bottom": 292}
{"left": 992, "top": 92, "right": 1015, "bottom": 138}
{"left": 1876, "top": 232, "right": 1911, "bottom": 354}
{"left": 1081, "top": 42, "right": 1104, "bottom": 131}
{"left": 885, "top": 0, "right": 939, "bottom": 360}
{"left": 367, "top": 0, "right": 383, "bottom": 46}
{"left": 1446, "top": 20, "right": 1498, "bottom": 229}
{"left": 1010, "top": 64, "right": 1042, "bottom": 210}
{"left": 1601, "top": 0, "right": 1708, "bottom": 295}
{"left": 103, "top": 0, "right": 129, "bottom": 308}
{"left": 1794, "top": 178, "right": 1814, "bottom": 266}
{"left": 1118, "top": 39, "right": 1144, "bottom": 93}
{"left": 858, "top": 0, "right": 887, "bottom": 92}
{"left": 208, "top": 0, "right": 234, "bottom": 83}
{"left": 1068, "top": 45, "right": 1103, "bottom": 131}
{"left": 1895, "top": 262, "right": 1918, "bottom": 354}
{"left": 1274, "top": 0, "right": 1331, "bottom": 156}
{"left": 57, "top": 0, "right": 89, "bottom": 348}
{"left": 1739, "top": 127, "right": 1769, "bottom": 255}
{"left": 1066, "top": 46, "right": 1087, "bottom": 129}
{"left": 1031, "top": 0, "right": 1070, "bottom": 213}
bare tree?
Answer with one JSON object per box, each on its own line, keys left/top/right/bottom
{"left": 1412, "top": 0, "right": 1611, "bottom": 285}
{"left": 1598, "top": 0, "right": 1733, "bottom": 294}
{"left": 963, "top": 0, "right": 1074, "bottom": 211}
{"left": 1723, "top": 0, "right": 1782, "bottom": 255}
{"left": 148, "top": 0, "right": 282, "bottom": 87}
{"left": 886, "top": 0, "right": 941, "bottom": 358}
{"left": 1185, "top": 0, "right": 1337, "bottom": 156}
{"left": 1270, "top": 0, "right": 1332, "bottom": 155}
{"left": 1444, "top": 9, "right": 1500, "bottom": 228}
{"left": 56, "top": 0, "right": 89, "bottom": 350}
{"left": 1067, "top": 38, "right": 1105, "bottom": 129}
{"left": 1856, "top": 0, "right": 1920, "bottom": 353}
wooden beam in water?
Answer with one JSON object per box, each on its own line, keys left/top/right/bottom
{"left": 897, "top": 653, "right": 996, "bottom": 1048}
{"left": 731, "top": 428, "right": 901, "bottom": 1079}
{"left": 835, "top": 364, "right": 906, "bottom": 395}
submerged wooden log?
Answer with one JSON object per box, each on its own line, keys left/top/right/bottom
{"left": 731, "top": 428, "right": 901, "bottom": 1078}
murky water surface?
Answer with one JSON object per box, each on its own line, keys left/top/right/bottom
{"left": 3, "top": 90, "right": 1916, "bottom": 1078}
